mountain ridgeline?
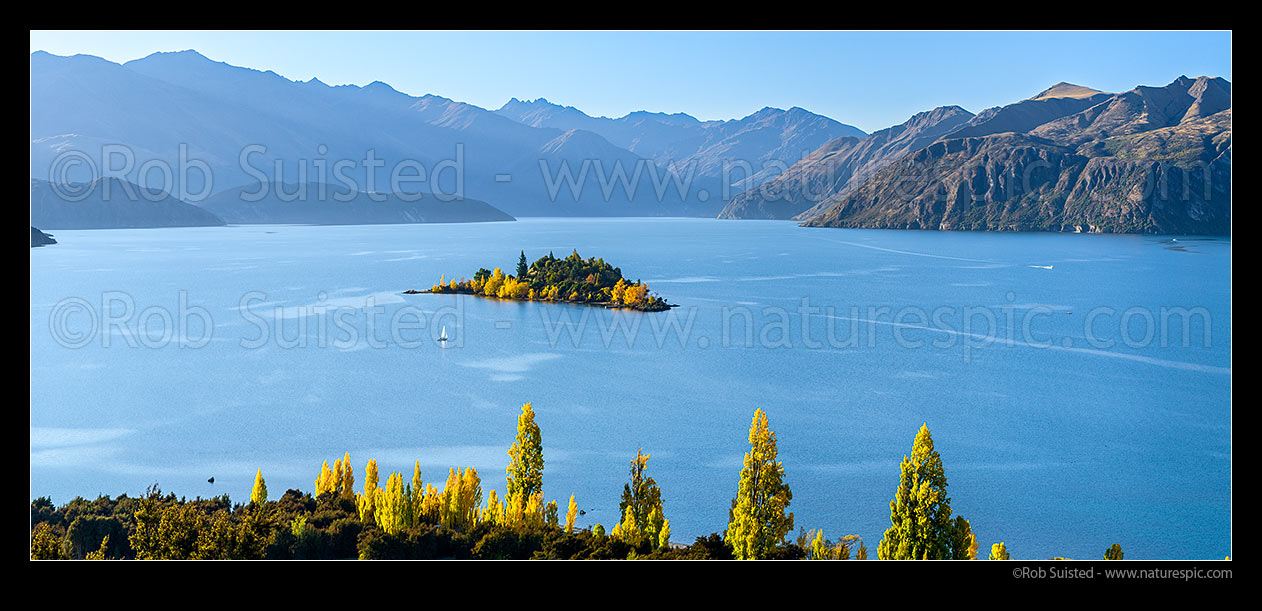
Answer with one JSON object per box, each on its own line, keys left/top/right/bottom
{"left": 495, "top": 98, "right": 866, "bottom": 188}
{"left": 718, "top": 105, "right": 976, "bottom": 220}
{"left": 31, "top": 50, "right": 851, "bottom": 221}
{"left": 29, "top": 49, "right": 1230, "bottom": 234}
{"left": 201, "top": 182, "right": 514, "bottom": 225}
{"left": 30, "top": 178, "right": 226, "bottom": 229}
{"left": 738, "top": 76, "right": 1229, "bottom": 235}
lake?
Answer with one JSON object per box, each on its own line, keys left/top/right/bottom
{"left": 29, "top": 218, "right": 1232, "bottom": 559}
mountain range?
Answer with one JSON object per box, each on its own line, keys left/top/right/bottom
{"left": 718, "top": 105, "right": 976, "bottom": 219}
{"left": 799, "top": 76, "right": 1230, "bottom": 234}
{"left": 30, "top": 50, "right": 1230, "bottom": 234}
{"left": 496, "top": 98, "right": 864, "bottom": 187}
{"left": 31, "top": 50, "right": 853, "bottom": 224}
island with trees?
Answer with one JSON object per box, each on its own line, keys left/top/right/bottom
{"left": 416, "top": 250, "right": 673, "bottom": 312}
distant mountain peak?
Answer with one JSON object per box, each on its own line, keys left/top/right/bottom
{"left": 1031, "top": 82, "right": 1104, "bottom": 101}
{"left": 364, "top": 80, "right": 397, "bottom": 91}
{"left": 499, "top": 97, "right": 559, "bottom": 109}
{"left": 134, "top": 49, "right": 217, "bottom": 65}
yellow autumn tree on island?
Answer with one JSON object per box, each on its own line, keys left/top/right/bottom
{"left": 425, "top": 251, "right": 670, "bottom": 311}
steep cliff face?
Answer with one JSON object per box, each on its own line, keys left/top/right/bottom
{"left": 717, "top": 106, "right": 974, "bottom": 219}
{"left": 801, "top": 135, "right": 1087, "bottom": 231}
{"left": 801, "top": 77, "right": 1231, "bottom": 235}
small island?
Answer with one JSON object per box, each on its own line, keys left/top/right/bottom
{"left": 418, "top": 250, "right": 673, "bottom": 312}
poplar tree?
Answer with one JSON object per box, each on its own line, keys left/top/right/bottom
{"left": 878, "top": 424, "right": 973, "bottom": 560}
{"left": 251, "top": 469, "right": 268, "bottom": 505}
{"left": 725, "top": 408, "right": 794, "bottom": 559}
{"left": 506, "top": 402, "right": 544, "bottom": 502}
{"left": 1104, "top": 543, "right": 1124, "bottom": 560}
{"left": 611, "top": 506, "right": 644, "bottom": 547}
{"left": 376, "top": 472, "right": 409, "bottom": 535}
{"left": 811, "top": 530, "right": 830, "bottom": 560}
{"left": 485, "top": 489, "right": 503, "bottom": 525}
{"left": 340, "top": 453, "right": 355, "bottom": 502}
{"left": 989, "top": 542, "right": 1011, "bottom": 560}
{"left": 619, "top": 449, "right": 667, "bottom": 545}
{"left": 565, "top": 495, "right": 578, "bottom": 534}
{"left": 315, "top": 461, "right": 335, "bottom": 498}
{"left": 951, "top": 516, "right": 979, "bottom": 559}
{"left": 410, "top": 460, "right": 424, "bottom": 517}
{"left": 358, "top": 459, "right": 380, "bottom": 523}
{"left": 332, "top": 456, "right": 345, "bottom": 496}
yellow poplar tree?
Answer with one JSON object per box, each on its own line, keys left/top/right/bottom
{"left": 419, "top": 483, "right": 442, "bottom": 523}
{"left": 376, "top": 472, "right": 410, "bottom": 535}
{"left": 485, "top": 489, "right": 503, "bottom": 526}
{"left": 564, "top": 495, "right": 578, "bottom": 534}
{"left": 410, "top": 461, "right": 424, "bottom": 519}
{"left": 315, "top": 461, "right": 335, "bottom": 498}
{"left": 989, "top": 542, "right": 1011, "bottom": 560}
{"left": 810, "top": 530, "right": 830, "bottom": 560}
{"left": 357, "top": 459, "right": 380, "bottom": 523}
{"left": 458, "top": 467, "right": 483, "bottom": 529}
{"left": 506, "top": 402, "right": 544, "bottom": 501}
{"left": 877, "top": 424, "right": 973, "bottom": 560}
{"left": 619, "top": 449, "right": 667, "bottom": 546}
{"left": 611, "top": 506, "right": 644, "bottom": 547}
{"left": 725, "top": 408, "right": 794, "bottom": 560}
{"left": 251, "top": 469, "right": 268, "bottom": 505}
{"left": 340, "top": 453, "right": 356, "bottom": 502}
{"left": 435, "top": 467, "right": 482, "bottom": 530}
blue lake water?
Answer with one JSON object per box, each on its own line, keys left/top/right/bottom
{"left": 29, "top": 218, "right": 1231, "bottom": 559}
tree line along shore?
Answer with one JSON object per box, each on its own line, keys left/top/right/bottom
{"left": 32, "top": 404, "right": 1127, "bottom": 561}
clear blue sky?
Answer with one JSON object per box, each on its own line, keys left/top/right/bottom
{"left": 30, "top": 30, "right": 1232, "bottom": 133}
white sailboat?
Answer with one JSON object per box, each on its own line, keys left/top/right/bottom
{"left": 438, "top": 325, "right": 449, "bottom": 343}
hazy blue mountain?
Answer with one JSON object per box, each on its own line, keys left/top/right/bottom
{"left": 801, "top": 77, "right": 1231, "bottom": 235}
{"left": 202, "top": 181, "right": 514, "bottom": 225}
{"left": 30, "top": 50, "right": 722, "bottom": 219}
{"left": 496, "top": 98, "right": 865, "bottom": 188}
{"left": 30, "top": 178, "right": 226, "bottom": 229}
